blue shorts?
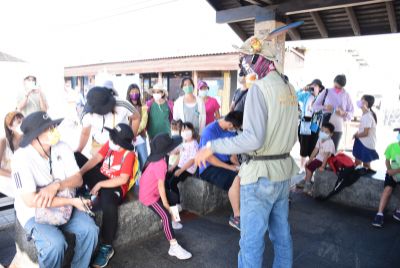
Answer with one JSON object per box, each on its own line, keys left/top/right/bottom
{"left": 200, "top": 166, "right": 237, "bottom": 191}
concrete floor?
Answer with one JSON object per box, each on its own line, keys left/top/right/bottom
{"left": 3, "top": 191, "right": 399, "bottom": 268}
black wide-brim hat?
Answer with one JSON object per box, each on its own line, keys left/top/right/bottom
{"left": 147, "top": 133, "right": 182, "bottom": 163}
{"left": 20, "top": 111, "right": 63, "bottom": 148}
{"left": 105, "top": 123, "right": 134, "bottom": 151}
{"left": 84, "top": 86, "right": 116, "bottom": 115}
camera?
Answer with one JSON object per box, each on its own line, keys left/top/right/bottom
{"left": 307, "top": 87, "right": 314, "bottom": 92}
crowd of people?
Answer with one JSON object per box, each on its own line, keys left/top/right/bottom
{"left": 0, "top": 34, "right": 399, "bottom": 268}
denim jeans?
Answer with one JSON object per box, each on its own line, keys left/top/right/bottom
{"left": 239, "top": 177, "right": 292, "bottom": 268}
{"left": 136, "top": 141, "right": 148, "bottom": 171}
{"left": 24, "top": 209, "right": 99, "bottom": 268}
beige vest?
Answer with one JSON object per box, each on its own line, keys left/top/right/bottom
{"left": 239, "top": 72, "right": 300, "bottom": 184}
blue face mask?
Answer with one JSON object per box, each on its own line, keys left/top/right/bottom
{"left": 397, "top": 133, "right": 400, "bottom": 142}
{"left": 227, "top": 128, "right": 237, "bottom": 133}
{"left": 319, "top": 131, "right": 329, "bottom": 141}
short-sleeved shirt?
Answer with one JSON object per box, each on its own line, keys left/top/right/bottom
{"left": 12, "top": 142, "right": 79, "bottom": 227}
{"left": 17, "top": 90, "right": 48, "bottom": 116}
{"left": 178, "top": 140, "right": 199, "bottom": 174}
{"left": 205, "top": 97, "right": 220, "bottom": 125}
{"left": 385, "top": 142, "right": 400, "bottom": 163}
{"left": 315, "top": 138, "right": 336, "bottom": 162}
{"left": 98, "top": 142, "right": 135, "bottom": 197}
{"left": 358, "top": 111, "right": 377, "bottom": 149}
{"left": 199, "top": 121, "right": 236, "bottom": 174}
{"left": 231, "top": 89, "right": 248, "bottom": 112}
{"left": 82, "top": 99, "right": 134, "bottom": 144}
{"left": 139, "top": 159, "right": 168, "bottom": 206}
{"left": 147, "top": 102, "right": 171, "bottom": 139}
{"left": 183, "top": 103, "right": 200, "bottom": 133}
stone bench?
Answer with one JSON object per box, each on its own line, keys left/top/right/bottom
{"left": 313, "top": 170, "right": 400, "bottom": 211}
{"left": 179, "top": 176, "right": 229, "bottom": 215}
{"left": 12, "top": 191, "right": 161, "bottom": 268}
{"left": 12, "top": 177, "right": 229, "bottom": 267}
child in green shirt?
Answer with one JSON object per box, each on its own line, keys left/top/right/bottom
{"left": 372, "top": 128, "right": 400, "bottom": 228}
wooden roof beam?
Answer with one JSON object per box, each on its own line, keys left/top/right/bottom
{"left": 386, "top": 1, "right": 398, "bottom": 33}
{"left": 345, "top": 7, "right": 361, "bottom": 36}
{"left": 242, "top": 0, "right": 274, "bottom": 5}
{"left": 281, "top": 0, "right": 391, "bottom": 15}
{"left": 310, "top": 11, "right": 328, "bottom": 38}
{"left": 228, "top": 23, "right": 249, "bottom": 41}
{"left": 216, "top": 5, "right": 276, "bottom": 24}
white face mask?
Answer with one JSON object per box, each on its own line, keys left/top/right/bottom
{"left": 319, "top": 131, "right": 330, "bottom": 141}
{"left": 171, "top": 130, "right": 180, "bottom": 136}
{"left": 109, "top": 140, "right": 120, "bottom": 151}
{"left": 181, "top": 130, "right": 193, "bottom": 140}
{"left": 153, "top": 93, "right": 162, "bottom": 102}
{"left": 198, "top": 90, "right": 208, "bottom": 98}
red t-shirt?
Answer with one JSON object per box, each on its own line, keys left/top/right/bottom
{"left": 98, "top": 141, "right": 135, "bottom": 197}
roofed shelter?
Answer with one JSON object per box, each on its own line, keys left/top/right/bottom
{"left": 206, "top": 0, "right": 400, "bottom": 70}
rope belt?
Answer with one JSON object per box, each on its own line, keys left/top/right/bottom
{"left": 242, "top": 153, "right": 290, "bottom": 164}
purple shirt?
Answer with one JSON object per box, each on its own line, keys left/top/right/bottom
{"left": 313, "top": 88, "right": 354, "bottom": 122}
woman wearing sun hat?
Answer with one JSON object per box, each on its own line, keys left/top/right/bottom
{"left": 139, "top": 133, "right": 192, "bottom": 260}
{"left": 146, "top": 83, "right": 174, "bottom": 140}
{"left": 79, "top": 123, "right": 136, "bottom": 267}
{"left": 76, "top": 86, "right": 140, "bottom": 156}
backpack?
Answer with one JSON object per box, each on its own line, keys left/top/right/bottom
{"left": 105, "top": 149, "right": 141, "bottom": 192}
{"left": 327, "top": 153, "right": 355, "bottom": 174}
{"left": 123, "top": 150, "right": 141, "bottom": 191}
{"left": 317, "top": 153, "right": 364, "bottom": 201}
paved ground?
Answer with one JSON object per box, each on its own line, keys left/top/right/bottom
{"left": 3, "top": 191, "right": 400, "bottom": 268}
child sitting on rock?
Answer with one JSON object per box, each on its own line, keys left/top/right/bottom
{"left": 372, "top": 128, "right": 400, "bottom": 228}
{"left": 303, "top": 122, "right": 336, "bottom": 194}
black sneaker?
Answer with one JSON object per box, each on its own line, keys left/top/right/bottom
{"left": 393, "top": 209, "right": 400, "bottom": 222}
{"left": 372, "top": 214, "right": 384, "bottom": 228}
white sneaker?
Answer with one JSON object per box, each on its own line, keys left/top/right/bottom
{"left": 172, "top": 221, "right": 183, "bottom": 230}
{"left": 177, "top": 204, "right": 183, "bottom": 212}
{"left": 168, "top": 243, "right": 192, "bottom": 260}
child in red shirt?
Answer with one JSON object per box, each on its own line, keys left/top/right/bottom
{"left": 79, "top": 123, "right": 135, "bottom": 267}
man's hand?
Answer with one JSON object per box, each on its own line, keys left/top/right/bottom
{"left": 195, "top": 147, "right": 213, "bottom": 168}
{"left": 318, "top": 167, "right": 324, "bottom": 172}
{"left": 90, "top": 182, "right": 103, "bottom": 196}
{"left": 174, "top": 168, "right": 183, "bottom": 177}
{"left": 34, "top": 182, "right": 60, "bottom": 208}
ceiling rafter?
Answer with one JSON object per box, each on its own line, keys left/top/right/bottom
{"left": 345, "top": 7, "right": 361, "bottom": 35}
{"left": 385, "top": 1, "right": 398, "bottom": 33}
{"left": 310, "top": 11, "right": 328, "bottom": 38}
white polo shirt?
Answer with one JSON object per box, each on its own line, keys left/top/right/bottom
{"left": 82, "top": 99, "right": 135, "bottom": 145}
{"left": 12, "top": 142, "right": 79, "bottom": 227}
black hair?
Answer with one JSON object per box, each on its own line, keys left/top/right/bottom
{"left": 171, "top": 119, "right": 183, "bottom": 133}
{"left": 362, "top": 94, "right": 377, "bottom": 124}
{"left": 180, "top": 77, "right": 195, "bottom": 89}
{"left": 224, "top": 111, "right": 243, "bottom": 129}
{"left": 322, "top": 122, "right": 335, "bottom": 134}
{"left": 126, "top": 84, "right": 142, "bottom": 107}
{"left": 182, "top": 122, "right": 197, "bottom": 140}
{"left": 24, "top": 76, "right": 37, "bottom": 83}
{"left": 334, "top": 74, "right": 346, "bottom": 88}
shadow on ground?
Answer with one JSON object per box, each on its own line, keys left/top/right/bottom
{"left": 2, "top": 192, "right": 400, "bottom": 267}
